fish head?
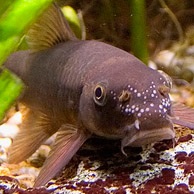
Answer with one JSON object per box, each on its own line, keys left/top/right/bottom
{"left": 79, "top": 56, "right": 175, "bottom": 149}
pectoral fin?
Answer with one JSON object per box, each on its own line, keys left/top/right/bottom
{"left": 34, "top": 125, "right": 89, "bottom": 187}
{"left": 172, "top": 102, "right": 194, "bottom": 129}
{"left": 8, "top": 108, "right": 57, "bottom": 164}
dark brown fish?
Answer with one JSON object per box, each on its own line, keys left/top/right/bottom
{"left": 3, "top": 3, "right": 194, "bottom": 187}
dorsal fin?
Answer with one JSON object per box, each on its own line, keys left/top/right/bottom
{"left": 26, "top": 3, "right": 77, "bottom": 51}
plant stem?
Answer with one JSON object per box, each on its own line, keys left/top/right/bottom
{"left": 129, "top": 0, "right": 149, "bottom": 64}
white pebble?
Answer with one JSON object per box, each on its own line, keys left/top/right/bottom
{"left": 0, "top": 138, "right": 12, "bottom": 149}
{"left": 0, "top": 124, "right": 19, "bottom": 138}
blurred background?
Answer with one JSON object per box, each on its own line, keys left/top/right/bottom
{"left": 59, "top": 0, "right": 194, "bottom": 88}
{"left": 57, "top": 0, "right": 194, "bottom": 55}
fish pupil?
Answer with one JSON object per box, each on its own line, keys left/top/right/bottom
{"left": 95, "top": 87, "right": 103, "bottom": 99}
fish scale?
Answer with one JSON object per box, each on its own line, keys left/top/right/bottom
{"left": 3, "top": 3, "right": 194, "bottom": 187}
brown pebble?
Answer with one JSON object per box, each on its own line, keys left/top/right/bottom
{"left": 178, "top": 134, "right": 192, "bottom": 143}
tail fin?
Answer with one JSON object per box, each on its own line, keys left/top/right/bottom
{"left": 3, "top": 50, "right": 30, "bottom": 79}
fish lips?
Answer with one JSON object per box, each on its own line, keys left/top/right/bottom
{"left": 121, "top": 121, "right": 174, "bottom": 148}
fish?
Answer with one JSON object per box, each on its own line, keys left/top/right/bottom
{"left": 3, "top": 3, "right": 194, "bottom": 187}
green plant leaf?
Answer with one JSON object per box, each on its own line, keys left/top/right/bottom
{"left": 62, "top": 6, "right": 82, "bottom": 39}
{"left": 0, "top": 69, "right": 24, "bottom": 121}
{"left": 0, "top": 0, "right": 53, "bottom": 65}
{"left": 0, "top": 0, "right": 53, "bottom": 121}
{"left": 129, "top": 0, "right": 149, "bottom": 64}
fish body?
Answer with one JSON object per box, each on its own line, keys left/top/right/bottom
{"left": 3, "top": 3, "right": 194, "bottom": 187}
{"left": 7, "top": 40, "right": 173, "bottom": 140}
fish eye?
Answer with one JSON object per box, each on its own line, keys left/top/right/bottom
{"left": 93, "top": 84, "right": 107, "bottom": 106}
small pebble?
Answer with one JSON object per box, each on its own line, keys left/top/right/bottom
{"left": 0, "top": 112, "right": 21, "bottom": 139}
{"left": 7, "top": 112, "right": 22, "bottom": 125}
{"left": 28, "top": 145, "right": 51, "bottom": 168}
{"left": 0, "top": 137, "right": 12, "bottom": 149}
{"left": 0, "top": 166, "right": 10, "bottom": 176}
{"left": 0, "top": 123, "right": 19, "bottom": 138}
{"left": 16, "top": 174, "right": 35, "bottom": 189}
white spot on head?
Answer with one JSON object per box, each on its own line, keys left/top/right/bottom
{"left": 137, "top": 112, "right": 141, "bottom": 117}
{"left": 137, "top": 93, "right": 141, "bottom": 97}
{"left": 159, "top": 104, "right": 163, "bottom": 109}
{"left": 150, "top": 103, "right": 154, "bottom": 107}
{"left": 151, "top": 94, "right": 155, "bottom": 98}
{"left": 140, "top": 109, "right": 144, "bottom": 113}
{"left": 132, "top": 105, "right": 135, "bottom": 109}
{"left": 125, "top": 108, "right": 129, "bottom": 113}
{"left": 145, "top": 107, "right": 150, "bottom": 112}
{"left": 134, "top": 89, "right": 137, "bottom": 93}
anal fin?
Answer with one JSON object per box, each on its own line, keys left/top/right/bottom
{"left": 8, "top": 107, "right": 58, "bottom": 164}
{"left": 34, "top": 124, "right": 89, "bottom": 187}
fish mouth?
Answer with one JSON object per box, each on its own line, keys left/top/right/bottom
{"left": 122, "top": 125, "right": 175, "bottom": 149}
